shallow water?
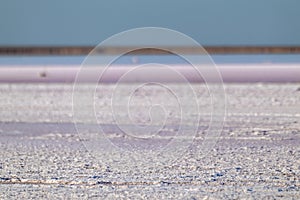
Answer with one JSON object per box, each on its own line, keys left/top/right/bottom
{"left": 1, "top": 54, "right": 300, "bottom": 66}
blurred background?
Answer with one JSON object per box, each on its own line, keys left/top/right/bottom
{"left": 0, "top": 0, "right": 300, "bottom": 81}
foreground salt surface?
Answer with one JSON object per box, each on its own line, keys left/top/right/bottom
{"left": 0, "top": 83, "right": 299, "bottom": 199}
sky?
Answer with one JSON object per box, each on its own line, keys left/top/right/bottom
{"left": 0, "top": 0, "right": 300, "bottom": 46}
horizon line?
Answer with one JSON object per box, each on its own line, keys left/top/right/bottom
{"left": 1, "top": 46, "right": 300, "bottom": 55}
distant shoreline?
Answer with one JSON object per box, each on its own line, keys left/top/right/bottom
{"left": 1, "top": 46, "right": 300, "bottom": 55}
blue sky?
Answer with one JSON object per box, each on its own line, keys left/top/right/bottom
{"left": 0, "top": 0, "right": 299, "bottom": 46}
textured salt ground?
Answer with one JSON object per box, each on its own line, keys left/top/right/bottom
{"left": 0, "top": 83, "right": 299, "bottom": 199}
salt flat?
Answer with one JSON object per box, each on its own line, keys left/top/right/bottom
{"left": 0, "top": 83, "right": 299, "bottom": 199}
